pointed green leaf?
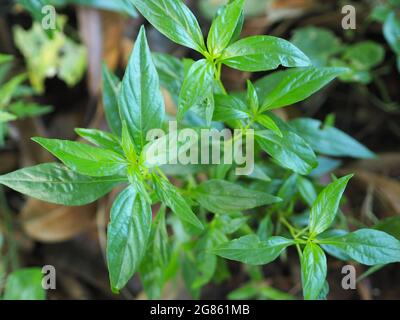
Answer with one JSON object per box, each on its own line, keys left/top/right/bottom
{"left": 121, "top": 121, "right": 137, "bottom": 163}
{"left": 260, "top": 67, "right": 348, "bottom": 111}
{"left": 0, "top": 163, "right": 124, "bottom": 205}
{"left": 75, "top": 128, "right": 122, "bottom": 153}
{"left": 255, "top": 122, "right": 317, "bottom": 175}
{"left": 213, "top": 94, "right": 249, "bottom": 121}
{"left": 219, "top": 36, "right": 311, "bottom": 72}
{"left": 309, "top": 174, "right": 353, "bottom": 236}
{"left": 301, "top": 243, "right": 327, "bottom": 300}
{"left": 132, "top": 0, "right": 206, "bottom": 53}
{"left": 107, "top": 185, "right": 152, "bottom": 291}
{"left": 139, "top": 207, "right": 170, "bottom": 299}
{"left": 193, "top": 179, "right": 281, "bottom": 215}
{"left": 119, "top": 26, "right": 165, "bottom": 152}
{"left": 246, "top": 80, "right": 259, "bottom": 114}
{"left": 102, "top": 63, "right": 122, "bottom": 135}
{"left": 255, "top": 114, "right": 282, "bottom": 137}
{"left": 290, "top": 118, "right": 375, "bottom": 159}
{"left": 32, "top": 137, "right": 127, "bottom": 177}
{"left": 320, "top": 229, "right": 400, "bottom": 266}
{"left": 213, "top": 234, "right": 294, "bottom": 265}
{"left": 178, "top": 59, "right": 214, "bottom": 120}
{"left": 153, "top": 175, "right": 203, "bottom": 230}
{"left": 207, "top": 0, "right": 245, "bottom": 55}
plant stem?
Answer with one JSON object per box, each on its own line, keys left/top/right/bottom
{"left": 214, "top": 62, "right": 227, "bottom": 95}
{"left": 356, "top": 264, "right": 385, "bottom": 283}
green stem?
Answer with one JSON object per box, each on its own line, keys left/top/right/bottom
{"left": 214, "top": 62, "right": 227, "bottom": 95}
{"left": 356, "top": 264, "right": 385, "bottom": 283}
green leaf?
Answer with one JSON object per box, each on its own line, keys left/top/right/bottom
{"left": 343, "top": 41, "right": 385, "bottom": 70}
{"left": 139, "top": 207, "right": 170, "bottom": 299}
{"left": 228, "top": 284, "right": 258, "bottom": 300}
{"left": 297, "top": 176, "right": 317, "bottom": 207}
{"left": 321, "top": 229, "right": 400, "bottom": 266}
{"left": 0, "top": 111, "right": 17, "bottom": 123}
{"left": 142, "top": 128, "right": 200, "bottom": 168}
{"left": 309, "top": 174, "right": 353, "bottom": 236}
{"left": 153, "top": 174, "right": 203, "bottom": 230}
{"left": 75, "top": 128, "right": 122, "bottom": 153}
{"left": 119, "top": 26, "right": 165, "bottom": 152}
{"left": 13, "top": 20, "right": 86, "bottom": 93}
{"left": 4, "top": 268, "right": 45, "bottom": 300}
{"left": 32, "top": 137, "right": 127, "bottom": 177}
{"left": 0, "top": 163, "right": 124, "bottom": 205}
{"left": 255, "top": 114, "right": 282, "bottom": 137}
{"left": 107, "top": 185, "right": 152, "bottom": 291}
{"left": 290, "top": 26, "right": 342, "bottom": 67}
{"left": 0, "top": 122, "right": 7, "bottom": 146}
{"left": 178, "top": 59, "right": 214, "bottom": 120}
{"left": 257, "top": 215, "right": 273, "bottom": 241}
{"left": 213, "top": 94, "right": 249, "bottom": 121}
{"left": 260, "top": 67, "right": 347, "bottom": 110}
{"left": 374, "top": 216, "right": 400, "bottom": 240}
{"left": 102, "top": 63, "right": 122, "bottom": 135}
{"left": 0, "top": 74, "right": 27, "bottom": 108}
{"left": 384, "top": 12, "right": 400, "bottom": 55}
{"left": 213, "top": 234, "right": 294, "bottom": 265}
{"left": 120, "top": 121, "right": 137, "bottom": 163}
{"left": 318, "top": 229, "right": 350, "bottom": 261}
{"left": 255, "top": 116, "right": 317, "bottom": 175}
{"left": 370, "top": 5, "right": 391, "bottom": 23}
{"left": 246, "top": 80, "right": 259, "bottom": 114}
{"left": 259, "top": 285, "right": 296, "bottom": 300}
{"left": 207, "top": 0, "right": 245, "bottom": 55}
{"left": 0, "top": 53, "right": 13, "bottom": 65}
{"left": 192, "top": 179, "right": 281, "bottom": 215}
{"left": 131, "top": 0, "right": 206, "bottom": 53}
{"left": 290, "top": 118, "right": 375, "bottom": 159}
{"left": 8, "top": 101, "right": 53, "bottom": 119}
{"left": 192, "top": 229, "right": 227, "bottom": 289}
{"left": 219, "top": 35, "right": 311, "bottom": 72}
{"left": 301, "top": 242, "right": 327, "bottom": 300}
{"left": 247, "top": 163, "right": 271, "bottom": 183}
{"left": 153, "top": 52, "right": 184, "bottom": 102}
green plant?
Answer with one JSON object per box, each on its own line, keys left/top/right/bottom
{"left": 13, "top": 16, "right": 87, "bottom": 94}
{"left": 371, "top": 0, "right": 400, "bottom": 72}
{"left": 0, "top": 53, "right": 52, "bottom": 146}
{"left": 290, "top": 26, "right": 385, "bottom": 84}
{"left": 1, "top": 0, "right": 400, "bottom": 300}
{"left": 1, "top": 268, "right": 45, "bottom": 300}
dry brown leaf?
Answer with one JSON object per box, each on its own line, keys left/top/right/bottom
{"left": 351, "top": 170, "right": 400, "bottom": 217}
{"left": 20, "top": 199, "right": 96, "bottom": 243}
{"left": 350, "top": 153, "right": 400, "bottom": 177}
{"left": 101, "top": 11, "right": 125, "bottom": 70}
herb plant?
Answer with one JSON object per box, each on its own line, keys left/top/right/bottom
{"left": 1, "top": 0, "right": 400, "bottom": 300}
{"left": 0, "top": 53, "right": 52, "bottom": 146}
{"left": 371, "top": 0, "right": 400, "bottom": 72}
